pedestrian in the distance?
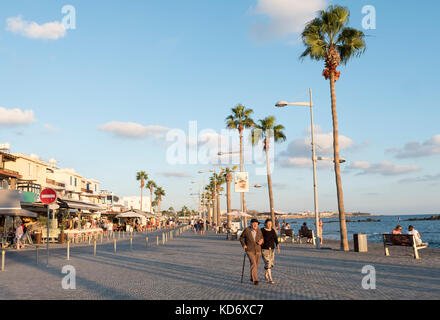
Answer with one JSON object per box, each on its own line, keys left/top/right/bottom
{"left": 240, "top": 219, "right": 264, "bottom": 285}
{"left": 261, "top": 219, "right": 280, "bottom": 284}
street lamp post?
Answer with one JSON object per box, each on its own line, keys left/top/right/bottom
{"left": 217, "top": 151, "right": 248, "bottom": 226}
{"left": 198, "top": 168, "right": 218, "bottom": 232}
{"left": 276, "top": 88, "right": 321, "bottom": 248}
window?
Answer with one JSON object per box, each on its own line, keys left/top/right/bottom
{"left": 74, "top": 178, "right": 77, "bottom": 187}
{"left": 70, "top": 176, "right": 73, "bottom": 185}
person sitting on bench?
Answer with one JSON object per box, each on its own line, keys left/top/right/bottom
{"left": 407, "top": 225, "right": 425, "bottom": 246}
{"left": 392, "top": 225, "right": 402, "bottom": 234}
{"left": 300, "top": 223, "right": 313, "bottom": 243}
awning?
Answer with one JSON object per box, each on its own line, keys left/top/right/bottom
{"left": 0, "top": 190, "right": 38, "bottom": 218}
{"left": 58, "top": 198, "right": 103, "bottom": 211}
{"left": 132, "top": 209, "right": 157, "bottom": 218}
{"left": 0, "top": 208, "right": 37, "bottom": 218}
{"left": 115, "top": 211, "right": 145, "bottom": 219}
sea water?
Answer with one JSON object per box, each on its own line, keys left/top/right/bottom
{"left": 280, "top": 214, "right": 440, "bottom": 248}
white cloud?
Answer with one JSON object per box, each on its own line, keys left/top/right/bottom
{"left": 158, "top": 171, "right": 192, "bottom": 178}
{"left": 347, "top": 161, "right": 420, "bottom": 176}
{"left": 278, "top": 128, "right": 355, "bottom": 168}
{"left": 387, "top": 135, "right": 440, "bottom": 158}
{"left": 399, "top": 173, "right": 440, "bottom": 184}
{"left": 249, "top": 0, "right": 327, "bottom": 42}
{"left": 279, "top": 156, "right": 333, "bottom": 169}
{"left": 6, "top": 15, "right": 66, "bottom": 40}
{"left": 98, "top": 122, "right": 169, "bottom": 139}
{"left": 0, "top": 107, "right": 36, "bottom": 126}
{"left": 43, "top": 124, "right": 59, "bottom": 132}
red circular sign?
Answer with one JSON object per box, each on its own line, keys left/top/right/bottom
{"left": 40, "top": 188, "right": 57, "bottom": 204}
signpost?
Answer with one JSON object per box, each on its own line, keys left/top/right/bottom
{"left": 40, "top": 188, "right": 57, "bottom": 266}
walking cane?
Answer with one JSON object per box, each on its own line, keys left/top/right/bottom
{"left": 240, "top": 252, "right": 246, "bottom": 283}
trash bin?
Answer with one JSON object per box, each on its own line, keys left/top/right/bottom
{"left": 353, "top": 233, "right": 368, "bottom": 252}
{"left": 35, "top": 232, "right": 42, "bottom": 244}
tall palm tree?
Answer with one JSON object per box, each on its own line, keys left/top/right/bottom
{"left": 152, "top": 199, "right": 158, "bottom": 212}
{"left": 225, "top": 104, "right": 255, "bottom": 226}
{"left": 209, "top": 173, "right": 224, "bottom": 228}
{"left": 207, "top": 180, "right": 216, "bottom": 226}
{"left": 136, "top": 171, "right": 148, "bottom": 211}
{"left": 251, "top": 116, "right": 286, "bottom": 225}
{"left": 146, "top": 180, "right": 157, "bottom": 213}
{"left": 203, "top": 186, "right": 213, "bottom": 226}
{"left": 300, "top": 5, "right": 366, "bottom": 251}
{"left": 154, "top": 187, "right": 165, "bottom": 215}
{"left": 220, "top": 166, "right": 238, "bottom": 228}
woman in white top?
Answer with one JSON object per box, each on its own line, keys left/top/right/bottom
{"left": 15, "top": 224, "right": 24, "bottom": 249}
{"left": 408, "top": 225, "right": 423, "bottom": 246}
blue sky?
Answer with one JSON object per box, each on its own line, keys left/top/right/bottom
{"left": 0, "top": 0, "right": 439, "bottom": 214}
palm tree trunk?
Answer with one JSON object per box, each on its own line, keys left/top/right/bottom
{"left": 240, "top": 130, "right": 248, "bottom": 227}
{"left": 150, "top": 188, "right": 153, "bottom": 213}
{"left": 212, "top": 191, "right": 216, "bottom": 227}
{"left": 216, "top": 188, "right": 220, "bottom": 228}
{"left": 266, "top": 141, "right": 275, "bottom": 226}
{"left": 140, "top": 182, "right": 143, "bottom": 211}
{"left": 226, "top": 177, "right": 232, "bottom": 228}
{"left": 329, "top": 73, "right": 349, "bottom": 251}
{"left": 207, "top": 201, "right": 212, "bottom": 226}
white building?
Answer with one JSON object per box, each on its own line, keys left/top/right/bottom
{"left": 121, "top": 196, "right": 151, "bottom": 212}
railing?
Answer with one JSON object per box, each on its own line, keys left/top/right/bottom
{"left": 46, "top": 178, "right": 66, "bottom": 188}
{"left": 0, "top": 168, "right": 20, "bottom": 177}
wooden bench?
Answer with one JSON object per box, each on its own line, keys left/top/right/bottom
{"left": 382, "top": 234, "right": 428, "bottom": 259}
{"left": 280, "top": 229, "right": 295, "bottom": 243}
{"left": 298, "top": 229, "right": 316, "bottom": 246}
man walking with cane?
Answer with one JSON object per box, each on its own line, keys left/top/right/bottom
{"left": 240, "top": 219, "right": 264, "bottom": 285}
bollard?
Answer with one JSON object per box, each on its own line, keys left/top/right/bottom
{"left": 156, "top": 235, "right": 159, "bottom": 246}
{"left": 67, "top": 241, "right": 70, "bottom": 261}
{"left": 94, "top": 241, "right": 97, "bottom": 256}
{"left": 162, "top": 234, "right": 165, "bottom": 245}
{"left": 88, "top": 236, "right": 91, "bottom": 245}
{"left": 130, "top": 236, "right": 133, "bottom": 250}
{"left": 114, "top": 239, "right": 117, "bottom": 253}
{"left": 101, "top": 233, "right": 103, "bottom": 244}
{"left": 1, "top": 250, "right": 5, "bottom": 272}
{"left": 36, "top": 246, "right": 39, "bottom": 265}
{"left": 146, "top": 237, "right": 149, "bottom": 247}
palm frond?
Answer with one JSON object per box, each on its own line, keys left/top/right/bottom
{"left": 336, "top": 27, "right": 366, "bottom": 64}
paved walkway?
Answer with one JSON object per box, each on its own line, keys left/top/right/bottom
{"left": 1, "top": 228, "right": 439, "bottom": 300}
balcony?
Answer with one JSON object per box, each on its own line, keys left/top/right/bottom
{"left": 0, "top": 168, "right": 21, "bottom": 179}
{"left": 46, "top": 178, "right": 66, "bottom": 189}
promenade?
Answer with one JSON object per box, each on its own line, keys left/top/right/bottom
{"left": 1, "top": 228, "right": 439, "bottom": 300}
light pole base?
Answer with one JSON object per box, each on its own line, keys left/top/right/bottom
{"left": 316, "top": 237, "right": 321, "bottom": 249}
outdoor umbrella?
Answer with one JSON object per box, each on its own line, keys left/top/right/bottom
{"left": 115, "top": 211, "right": 145, "bottom": 219}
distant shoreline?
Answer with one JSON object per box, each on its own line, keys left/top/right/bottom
{"left": 251, "top": 213, "right": 439, "bottom": 220}
{"left": 256, "top": 213, "right": 372, "bottom": 220}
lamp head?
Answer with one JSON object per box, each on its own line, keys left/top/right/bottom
{"left": 275, "top": 100, "right": 288, "bottom": 107}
